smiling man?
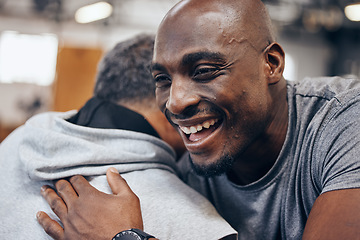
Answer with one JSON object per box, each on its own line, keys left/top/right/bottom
{"left": 152, "top": 0, "right": 288, "bottom": 183}
{"left": 37, "top": 0, "right": 360, "bottom": 239}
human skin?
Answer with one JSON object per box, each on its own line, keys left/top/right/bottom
{"left": 37, "top": 0, "right": 360, "bottom": 239}
{"left": 123, "top": 101, "right": 187, "bottom": 159}
{"left": 152, "top": 0, "right": 288, "bottom": 184}
{"left": 38, "top": 169, "right": 146, "bottom": 240}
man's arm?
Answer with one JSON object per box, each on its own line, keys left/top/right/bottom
{"left": 302, "top": 188, "right": 360, "bottom": 239}
{"left": 37, "top": 168, "right": 148, "bottom": 240}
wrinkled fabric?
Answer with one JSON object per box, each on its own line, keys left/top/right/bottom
{"left": 0, "top": 110, "right": 236, "bottom": 239}
{"left": 178, "top": 76, "right": 360, "bottom": 240}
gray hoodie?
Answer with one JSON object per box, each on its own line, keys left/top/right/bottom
{"left": 0, "top": 111, "right": 236, "bottom": 239}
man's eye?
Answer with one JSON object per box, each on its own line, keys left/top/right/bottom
{"left": 154, "top": 74, "right": 171, "bottom": 88}
{"left": 193, "top": 66, "right": 220, "bottom": 81}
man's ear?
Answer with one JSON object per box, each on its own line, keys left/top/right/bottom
{"left": 264, "top": 42, "right": 285, "bottom": 85}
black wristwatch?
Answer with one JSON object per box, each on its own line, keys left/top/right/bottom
{"left": 112, "top": 228, "right": 155, "bottom": 240}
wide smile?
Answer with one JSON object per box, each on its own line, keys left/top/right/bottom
{"left": 179, "top": 118, "right": 219, "bottom": 140}
{"left": 175, "top": 116, "right": 223, "bottom": 151}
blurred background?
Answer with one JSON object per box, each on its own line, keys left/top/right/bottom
{"left": 0, "top": 0, "right": 359, "bottom": 141}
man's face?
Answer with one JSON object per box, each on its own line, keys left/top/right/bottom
{"left": 152, "top": 9, "right": 273, "bottom": 176}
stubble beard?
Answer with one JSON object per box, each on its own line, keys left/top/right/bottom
{"left": 188, "top": 111, "right": 263, "bottom": 178}
{"left": 189, "top": 153, "right": 235, "bottom": 177}
{"left": 188, "top": 130, "right": 253, "bottom": 178}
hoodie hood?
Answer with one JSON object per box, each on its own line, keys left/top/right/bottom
{"left": 19, "top": 111, "right": 177, "bottom": 180}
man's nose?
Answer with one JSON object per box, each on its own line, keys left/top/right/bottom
{"left": 166, "top": 79, "right": 200, "bottom": 115}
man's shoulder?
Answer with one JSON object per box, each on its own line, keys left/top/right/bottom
{"left": 289, "top": 76, "right": 360, "bottom": 101}
{"left": 286, "top": 76, "right": 360, "bottom": 127}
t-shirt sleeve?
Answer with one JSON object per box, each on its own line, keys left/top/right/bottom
{"left": 313, "top": 98, "right": 360, "bottom": 194}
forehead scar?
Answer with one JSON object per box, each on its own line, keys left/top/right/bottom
{"left": 226, "top": 37, "right": 259, "bottom": 51}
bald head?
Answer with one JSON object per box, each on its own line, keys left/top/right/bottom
{"left": 155, "top": 0, "right": 275, "bottom": 58}
{"left": 152, "top": 0, "right": 287, "bottom": 178}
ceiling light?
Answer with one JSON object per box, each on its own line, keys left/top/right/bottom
{"left": 75, "top": 2, "right": 113, "bottom": 24}
{"left": 345, "top": 3, "right": 360, "bottom": 22}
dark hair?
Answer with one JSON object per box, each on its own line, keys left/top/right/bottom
{"left": 94, "top": 34, "right": 155, "bottom": 106}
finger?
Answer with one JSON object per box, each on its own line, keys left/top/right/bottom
{"left": 36, "top": 211, "right": 65, "bottom": 240}
{"left": 41, "top": 185, "right": 67, "bottom": 220}
{"left": 55, "top": 179, "right": 78, "bottom": 207}
{"left": 106, "top": 167, "right": 133, "bottom": 195}
{"left": 69, "top": 175, "right": 95, "bottom": 196}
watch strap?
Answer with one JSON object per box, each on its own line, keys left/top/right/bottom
{"left": 112, "top": 228, "right": 155, "bottom": 240}
{"left": 131, "top": 229, "right": 155, "bottom": 239}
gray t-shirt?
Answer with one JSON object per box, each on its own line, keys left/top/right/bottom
{"left": 178, "top": 76, "right": 360, "bottom": 240}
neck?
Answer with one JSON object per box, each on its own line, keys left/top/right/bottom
{"left": 227, "top": 79, "right": 288, "bottom": 185}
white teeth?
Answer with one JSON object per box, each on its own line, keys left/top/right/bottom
{"left": 179, "top": 119, "right": 218, "bottom": 135}
{"left": 190, "top": 126, "right": 197, "bottom": 133}
{"left": 203, "top": 122, "right": 210, "bottom": 128}
{"left": 182, "top": 127, "right": 191, "bottom": 134}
